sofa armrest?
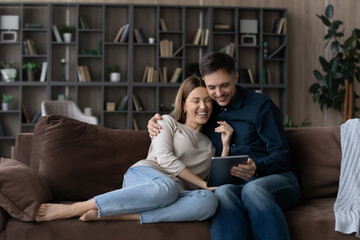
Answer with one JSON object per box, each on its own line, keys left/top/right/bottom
{"left": 0, "top": 208, "right": 8, "bottom": 233}
{"left": 14, "top": 133, "right": 33, "bottom": 166}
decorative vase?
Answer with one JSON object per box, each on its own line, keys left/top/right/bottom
{"left": 148, "top": 37, "right": 155, "bottom": 44}
{"left": 110, "top": 72, "right": 121, "bottom": 82}
{"left": 1, "top": 68, "right": 17, "bottom": 82}
{"left": 2, "top": 102, "right": 9, "bottom": 111}
{"left": 27, "top": 71, "right": 34, "bottom": 81}
{"left": 63, "top": 33, "right": 72, "bottom": 43}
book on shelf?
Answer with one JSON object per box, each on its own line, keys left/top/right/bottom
{"left": 238, "top": 68, "right": 252, "bottom": 84}
{"left": 271, "top": 19, "right": 279, "bottom": 33}
{"left": 120, "top": 24, "right": 130, "bottom": 43}
{"left": 132, "top": 95, "right": 144, "bottom": 111}
{"left": 22, "top": 105, "right": 30, "bottom": 124}
{"left": 192, "top": 28, "right": 209, "bottom": 45}
{"left": 160, "top": 18, "right": 168, "bottom": 31}
{"left": 219, "top": 42, "right": 235, "bottom": 57}
{"left": 204, "top": 29, "right": 209, "bottom": 46}
{"left": 132, "top": 117, "right": 139, "bottom": 130}
{"left": 77, "top": 66, "right": 92, "bottom": 82}
{"left": 146, "top": 67, "right": 154, "bottom": 83}
{"left": 23, "top": 41, "right": 29, "bottom": 55}
{"left": 52, "top": 25, "right": 62, "bottom": 43}
{"left": 133, "top": 28, "right": 142, "bottom": 43}
{"left": 276, "top": 18, "right": 286, "bottom": 34}
{"left": 266, "top": 68, "right": 272, "bottom": 84}
{"left": 192, "top": 28, "right": 202, "bottom": 45}
{"left": 159, "top": 66, "right": 168, "bottom": 83}
{"left": 25, "top": 23, "right": 42, "bottom": 29}
{"left": 26, "top": 39, "right": 37, "bottom": 56}
{"left": 142, "top": 66, "right": 157, "bottom": 83}
{"left": 170, "top": 67, "right": 182, "bottom": 83}
{"left": 40, "top": 61, "right": 48, "bottom": 82}
{"left": 31, "top": 109, "right": 42, "bottom": 123}
{"left": 79, "top": 15, "right": 90, "bottom": 29}
{"left": 117, "top": 95, "right": 128, "bottom": 111}
{"left": 136, "top": 28, "right": 147, "bottom": 43}
{"left": 248, "top": 69, "right": 254, "bottom": 84}
{"left": 113, "top": 25, "right": 126, "bottom": 43}
{"left": 160, "top": 39, "right": 173, "bottom": 57}
{"left": 213, "top": 22, "right": 230, "bottom": 31}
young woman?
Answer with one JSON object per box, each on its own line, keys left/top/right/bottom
{"left": 35, "top": 76, "right": 234, "bottom": 223}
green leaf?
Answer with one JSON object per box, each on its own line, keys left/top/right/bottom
{"left": 334, "top": 72, "right": 343, "bottom": 79}
{"left": 355, "top": 28, "right": 360, "bottom": 38}
{"left": 330, "top": 57, "right": 339, "bottom": 72}
{"left": 325, "top": 5, "right": 334, "bottom": 18}
{"left": 332, "top": 20, "right": 343, "bottom": 29}
{"left": 319, "top": 57, "right": 330, "bottom": 72}
{"left": 343, "top": 36, "right": 355, "bottom": 49}
{"left": 313, "top": 92, "right": 320, "bottom": 102}
{"left": 317, "top": 14, "right": 331, "bottom": 27}
{"left": 336, "top": 32, "right": 344, "bottom": 37}
{"left": 309, "top": 83, "right": 320, "bottom": 93}
{"left": 331, "top": 41, "right": 339, "bottom": 54}
{"left": 313, "top": 70, "right": 322, "bottom": 81}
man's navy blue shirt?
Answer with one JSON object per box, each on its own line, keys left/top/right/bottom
{"left": 202, "top": 86, "right": 294, "bottom": 176}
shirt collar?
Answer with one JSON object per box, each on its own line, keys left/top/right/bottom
{"left": 229, "top": 86, "right": 247, "bottom": 109}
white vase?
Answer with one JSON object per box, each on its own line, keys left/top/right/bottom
{"left": 2, "top": 102, "right": 9, "bottom": 111}
{"left": 63, "top": 33, "right": 72, "bottom": 43}
{"left": 1, "top": 68, "right": 17, "bottom": 82}
{"left": 148, "top": 37, "right": 155, "bottom": 44}
{"left": 110, "top": 72, "right": 121, "bottom": 82}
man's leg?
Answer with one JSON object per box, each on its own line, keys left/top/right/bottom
{"left": 241, "top": 171, "right": 299, "bottom": 240}
{"left": 210, "top": 184, "right": 250, "bottom": 240}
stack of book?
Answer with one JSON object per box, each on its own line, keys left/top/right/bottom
{"left": 133, "top": 27, "right": 147, "bottom": 43}
{"left": 213, "top": 22, "right": 230, "bottom": 31}
{"left": 160, "top": 39, "right": 173, "bottom": 57}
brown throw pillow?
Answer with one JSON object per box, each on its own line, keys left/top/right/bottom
{"left": 0, "top": 158, "right": 52, "bottom": 221}
{"left": 31, "top": 115, "right": 151, "bottom": 201}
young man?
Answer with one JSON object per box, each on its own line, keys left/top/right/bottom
{"left": 148, "top": 52, "right": 299, "bottom": 240}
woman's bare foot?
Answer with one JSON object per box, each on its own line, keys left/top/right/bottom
{"left": 79, "top": 210, "right": 98, "bottom": 221}
{"left": 35, "top": 199, "right": 97, "bottom": 222}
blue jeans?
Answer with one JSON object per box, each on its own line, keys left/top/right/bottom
{"left": 210, "top": 171, "right": 299, "bottom": 240}
{"left": 93, "top": 166, "right": 218, "bottom": 223}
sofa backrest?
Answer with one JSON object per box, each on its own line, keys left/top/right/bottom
{"left": 285, "top": 126, "right": 341, "bottom": 200}
{"left": 30, "top": 115, "right": 151, "bottom": 201}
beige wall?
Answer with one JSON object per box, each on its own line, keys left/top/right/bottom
{"left": 4, "top": 0, "right": 359, "bottom": 126}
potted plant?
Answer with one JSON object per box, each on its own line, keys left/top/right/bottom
{"left": 148, "top": 35, "right": 155, "bottom": 44}
{"left": 309, "top": 4, "right": 360, "bottom": 122}
{"left": 2, "top": 93, "right": 13, "bottom": 111}
{"left": 109, "top": 65, "right": 121, "bottom": 82}
{"left": 0, "top": 61, "right": 17, "bottom": 82}
{"left": 61, "top": 25, "right": 76, "bottom": 43}
{"left": 22, "top": 61, "right": 40, "bottom": 81}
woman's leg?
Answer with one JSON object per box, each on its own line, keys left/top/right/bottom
{"left": 36, "top": 199, "right": 97, "bottom": 222}
{"left": 81, "top": 189, "right": 218, "bottom": 223}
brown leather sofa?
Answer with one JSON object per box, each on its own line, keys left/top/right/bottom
{"left": 0, "top": 115, "right": 356, "bottom": 239}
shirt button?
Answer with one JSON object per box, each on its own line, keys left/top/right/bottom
{"left": 224, "top": 108, "right": 227, "bottom": 111}
{"left": 232, "top": 144, "right": 235, "bottom": 147}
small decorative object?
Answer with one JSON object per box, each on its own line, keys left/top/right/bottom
{"left": 2, "top": 93, "right": 13, "bottom": 111}
{"left": 263, "top": 41, "right": 268, "bottom": 58}
{"left": 60, "top": 58, "right": 66, "bottom": 81}
{"left": 0, "top": 15, "right": 19, "bottom": 42}
{"left": 106, "top": 102, "right": 116, "bottom": 111}
{"left": 57, "top": 94, "right": 65, "bottom": 101}
{"left": 109, "top": 65, "right": 121, "bottom": 82}
{"left": 148, "top": 36, "right": 155, "bottom": 44}
{"left": 240, "top": 19, "right": 258, "bottom": 46}
{"left": 61, "top": 25, "right": 75, "bottom": 43}
{"left": 22, "top": 61, "right": 40, "bottom": 81}
{"left": 0, "top": 61, "right": 16, "bottom": 82}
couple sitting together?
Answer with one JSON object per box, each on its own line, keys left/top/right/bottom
{"left": 35, "top": 52, "right": 299, "bottom": 240}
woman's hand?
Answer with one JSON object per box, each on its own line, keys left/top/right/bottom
{"left": 147, "top": 113, "right": 162, "bottom": 139}
{"left": 215, "top": 121, "right": 234, "bottom": 156}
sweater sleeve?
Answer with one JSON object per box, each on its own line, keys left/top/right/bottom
{"left": 150, "top": 115, "right": 186, "bottom": 176}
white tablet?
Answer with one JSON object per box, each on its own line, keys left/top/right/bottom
{"left": 207, "top": 155, "right": 249, "bottom": 187}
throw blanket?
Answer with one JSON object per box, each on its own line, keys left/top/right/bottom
{"left": 334, "top": 118, "right": 360, "bottom": 237}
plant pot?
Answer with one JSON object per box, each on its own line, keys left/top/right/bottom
{"left": 2, "top": 102, "right": 9, "bottom": 111}
{"left": 110, "top": 72, "right": 121, "bottom": 82}
{"left": 148, "top": 37, "right": 155, "bottom": 44}
{"left": 63, "top": 33, "right": 72, "bottom": 43}
{"left": 1, "top": 68, "right": 17, "bottom": 82}
{"left": 27, "top": 71, "right": 34, "bottom": 81}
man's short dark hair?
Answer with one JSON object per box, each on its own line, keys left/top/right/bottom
{"left": 200, "top": 52, "right": 236, "bottom": 77}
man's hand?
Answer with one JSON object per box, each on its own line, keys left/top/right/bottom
{"left": 230, "top": 158, "right": 256, "bottom": 180}
{"left": 147, "top": 113, "right": 162, "bottom": 139}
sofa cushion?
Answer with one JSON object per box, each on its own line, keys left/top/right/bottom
{"left": 31, "top": 115, "right": 151, "bottom": 201}
{"left": 285, "top": 127, "right": 341, "bottom": 199}
{"left": 0, "top": 158, "right": 52, "bottom": 221}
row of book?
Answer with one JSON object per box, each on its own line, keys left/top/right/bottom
{"left": 22, "top": 106, "right": 42, "bottom": 124}
{"left": 159, "top": 40, "right": 183, "bottom": 57}
{"left": 238, "top": 68, "right": 272, "bottom": 84}
{"left": 142, "top": 66, "right": 182, "bottom": 83}
{"left": 113, "top": 95, "right": 144, "bottom": 112}
{"left": 192, "top": 28, "right": 209, "bottom": 45}
{"left": 272, "top": 18, "right": 286, "bottom": 34}
{"left": 113, "top": 24, "right": 130, "bottom": 43}
{"left": 77, "top": 66, "right": 92, "bottom": 82}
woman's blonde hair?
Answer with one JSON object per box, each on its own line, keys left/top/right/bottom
{"left": 174, "top": 76, "right": 207, "bottom": 124}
